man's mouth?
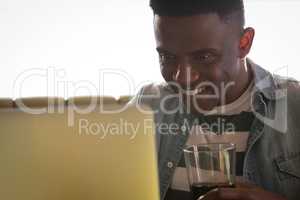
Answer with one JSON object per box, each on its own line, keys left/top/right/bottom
{"left": 180, "top": 86, "right": 207, "bottom": 95}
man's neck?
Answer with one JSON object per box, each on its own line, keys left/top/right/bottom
{"left": 224, "top": 59, "right": 253, "bottom": 106}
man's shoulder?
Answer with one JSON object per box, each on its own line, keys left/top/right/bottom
{"left": 249, "top": 59, "right": 300, "bottom": 98}
{"left": 270, "top": 75, "right": 300, "bottom": 116}
{"left": 273, "top": 74, "right": 300, "bottom": 96}
{"left": 273, "top": 74, "right": 299, "bottom": 87}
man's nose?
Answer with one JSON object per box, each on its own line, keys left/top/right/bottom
{"left": 172, "top": 63, "right": 200, "bottom": 88}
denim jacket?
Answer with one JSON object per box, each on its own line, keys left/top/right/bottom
{"left": 131, "top": 59, "right": 300, "bottom": 200}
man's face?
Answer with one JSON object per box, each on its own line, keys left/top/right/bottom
{"left": 154, "top": 13, "right": 246, "bottom": 113}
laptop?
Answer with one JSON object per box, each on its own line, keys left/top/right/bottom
{"left": 0, "top": 105, "right": 159, "bottom": 200}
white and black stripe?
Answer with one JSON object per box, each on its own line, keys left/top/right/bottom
{"left": 165, "top": 81, "right": 255, "bottom": 200}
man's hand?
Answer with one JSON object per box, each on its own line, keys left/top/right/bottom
{"left": 199, "top": 181, "right": 287, "bottom": 200}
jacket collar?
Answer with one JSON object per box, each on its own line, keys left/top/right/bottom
{"left": 247, "top": 58, "right": 277, "bottom": 100}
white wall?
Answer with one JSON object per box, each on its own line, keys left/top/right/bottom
{"left": 245, "top": 1, "right": 300, "bottom": 79}
{"left": 1, "top": 0, "right": 299, "bottom": 98}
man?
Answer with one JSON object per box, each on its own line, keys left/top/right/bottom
{"left": 131, "top": 0, "right": 300, "bottom": 199}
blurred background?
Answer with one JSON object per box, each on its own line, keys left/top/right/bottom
{"left": 1, "top": 0, "right": 299, "bottom": 98}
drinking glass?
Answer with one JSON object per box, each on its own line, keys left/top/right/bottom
{"left": 183, "top": 143, "right": 236, "bottom": 200}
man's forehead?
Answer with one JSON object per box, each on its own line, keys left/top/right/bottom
{"left": 154, "top": 14, "right": 228, "bottom": 54}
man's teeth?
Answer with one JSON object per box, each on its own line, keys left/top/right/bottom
{"left": 183, "top": 87, "right": 205, "bottom": 95}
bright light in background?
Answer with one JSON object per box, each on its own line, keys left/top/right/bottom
{"left": 245, "top": 1, "right": 300, "bottom": 78}
{"left": 1, "top": 0, "right": 300, "bottom": 98}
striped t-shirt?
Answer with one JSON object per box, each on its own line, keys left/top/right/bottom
{"left": 165, "top": 81, "right": 255, "bottom": 200}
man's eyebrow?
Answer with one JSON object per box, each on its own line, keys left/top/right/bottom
{"left": 156, "top": 47, "right": 174, "bottom": 54}
{"left": 188, "top": 48, "right": 219, "bottom": 55}
{"left": 156, "top": 47, "right": 220, "bottom": 55}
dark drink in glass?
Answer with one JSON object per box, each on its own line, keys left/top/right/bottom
{"left": 183, "top": 144, "right": 236, "bottom": 200}
{"left": 190, "top": 182, "right": 235, "bottom": 200}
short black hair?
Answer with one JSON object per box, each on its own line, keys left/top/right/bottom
{"left": 150, "top": 0, "right": 245, "bottom": 27}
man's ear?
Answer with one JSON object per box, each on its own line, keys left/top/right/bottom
{"left": 239, "top": 27, "right": 255, "bottom": 58}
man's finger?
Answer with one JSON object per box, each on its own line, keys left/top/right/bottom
{"left": 199, "top": 187, "right": 287, "bottom": 200}
{"left": 199, "top": 188, "right": 248, "bottom": 200}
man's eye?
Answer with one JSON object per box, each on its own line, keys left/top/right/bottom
{"left": 194, "top": 54, "right": 217, "bottom": 63}
{"left": 159, "top": 54, "right": 176, "bottom": 63}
